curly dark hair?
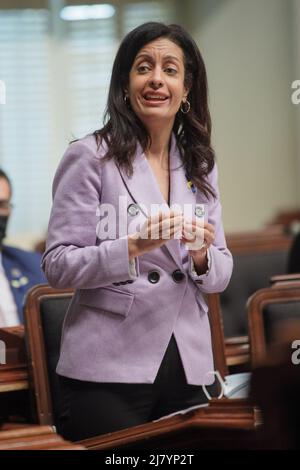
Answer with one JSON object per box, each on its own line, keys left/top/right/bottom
{"left": 94, "top": 22, "right": 216, "bottom": 200}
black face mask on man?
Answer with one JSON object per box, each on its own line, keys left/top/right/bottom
{"left": 0, "top": 215, "right": 8, "bottom": 249}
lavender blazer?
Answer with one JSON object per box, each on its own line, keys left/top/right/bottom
{"left": 42, "top": 134, "right": 233, "bottom": 385}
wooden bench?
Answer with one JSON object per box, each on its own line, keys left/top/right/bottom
{"left": 0, "top": 424, "right": 85, "bottom": 450}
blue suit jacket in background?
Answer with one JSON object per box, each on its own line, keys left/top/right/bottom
{"left": 1, "top": 245, "right": 47, "bottom": 323}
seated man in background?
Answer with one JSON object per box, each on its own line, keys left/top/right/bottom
{"left": 0, "top": 168, "right": 47, "bottom": 327}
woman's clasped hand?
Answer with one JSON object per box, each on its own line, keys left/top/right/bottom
{"left": 128, "top": 209, "right": 214, "bottom": 257}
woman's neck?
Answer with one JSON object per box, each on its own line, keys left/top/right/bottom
{"left": 145, "top": 123, "right": 173, "bottom": 167}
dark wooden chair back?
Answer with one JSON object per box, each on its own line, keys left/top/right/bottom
{"left": 247, "top": 280, "right": 300, "bottom": 367}
{"left": 206, "top": 294, "right": 228, "bottom": 379}
{"left": 221, "top": 228, "right": 293, "bottom": 338}
{"left": 24, "top": 284, "right": 74, "bottom": 426}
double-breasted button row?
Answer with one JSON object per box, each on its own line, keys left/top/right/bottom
{"left": 147, "top": 269, "right": 185, "bottom": 284}
{"left": 113, "top": 270, "right": 186, "bottom": 286}
{"left": 112, "top": 280, "right": 134, "bottom": 286}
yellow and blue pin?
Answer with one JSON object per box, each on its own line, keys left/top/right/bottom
{"left": 185, "top": 173, "right": 197, "bottom": 193}
{"left": 10, "top": 268, "right": 29, "bottom": 288}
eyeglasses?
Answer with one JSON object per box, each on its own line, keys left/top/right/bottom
{"left": 0, "top": 200, "right": 14, "bottom": 211}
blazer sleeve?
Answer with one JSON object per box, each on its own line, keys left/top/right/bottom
{"left": 41, "top": 139, "right": 139, "bottom": 289}
{"left": 188, "top": 162, "right": 233, "bottom": 293}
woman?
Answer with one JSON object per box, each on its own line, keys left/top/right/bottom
{"left": 42, "top": 22, "right": 233, "bottom": 441}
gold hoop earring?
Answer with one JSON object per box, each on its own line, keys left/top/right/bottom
{"left": 180, "top": 99, "right": 190, "bottom": 114}
{"left": 124, "top": 94, "right": 131, "bottom": 109}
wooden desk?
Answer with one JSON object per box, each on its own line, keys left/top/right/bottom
{"left": 0, "top": 324, "right": 260, "bottom": 449}
{"left": 226, "top": 226, "right": 292, "bottom": 254}
{"left": 0, "top": 327, "right": 30, "bottom": 423}
{"left": 0, "top": 364, "right": 28, "bottom": 393}
{"left": 225, "top": 336, "right": 250, "bottom": 367}
{"left": 0, "top": 424, "right": 85, "bottom": 450}
{"left": 80, "top": 398, "right": 261, "bottom": 450}
{"left": 0, "top": 326, "right": 28, "bottom": 393}
{"left": 0, "top": 400, "right": 261, "bottom": 450}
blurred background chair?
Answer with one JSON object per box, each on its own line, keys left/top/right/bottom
{"left": 247, "top": 278, "right": 300, "bottom": 368}
{"left": 247, "top": 275, "right": 300, "bottom": 449}
{"left": 221, "top": 227, "right": 293, "bottom": 339}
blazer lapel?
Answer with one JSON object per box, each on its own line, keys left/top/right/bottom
{"left": 116, "top": 134, "right": 197, "bottom": 269}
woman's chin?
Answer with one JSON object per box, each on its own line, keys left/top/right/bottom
{"left": 137, "top": 110, "right": 175, "bottom": 126}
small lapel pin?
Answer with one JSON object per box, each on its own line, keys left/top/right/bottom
{"left": 195, "top": 204, "right": 205, "bottom": 218}
{"left": 11, "top": 268, "right": 22, "bottom": 278}
{"left": 127, "top": 203, "right": 140, "bottom": 217}
{"left": 185, "top": 173, "right": 197, "bottom": 194}
{"left": 10, "top": 276, "right": 29, "bottom": 288}
{"left": 19, "top": 276, "right": 29, "bottom": 286}
{"left": 11, "top": 279, "right": 21, "bottom": 288}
